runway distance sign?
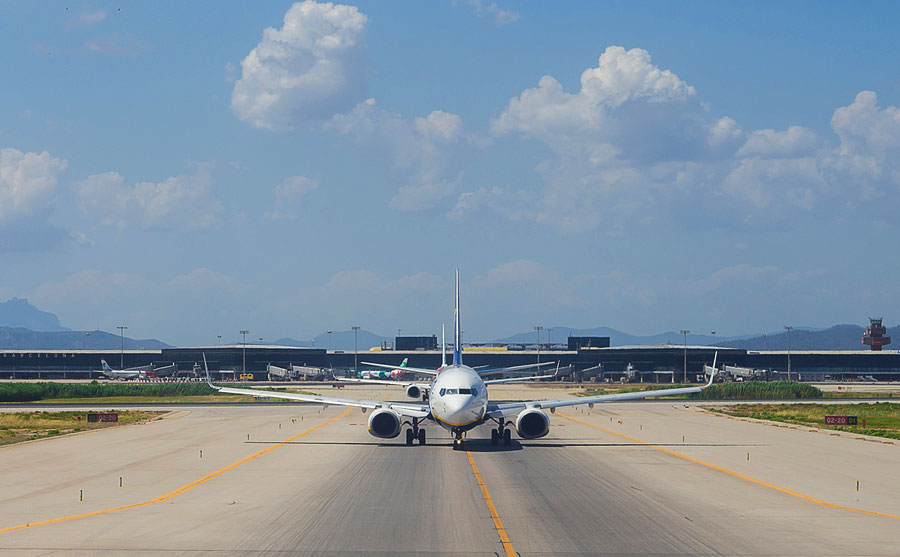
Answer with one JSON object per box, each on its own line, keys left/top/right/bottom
{"left": 87, "top": 413, "right": 119, "bottom": 423}
{"left": 824, "top": 415, "right": 857, "bottom": 425}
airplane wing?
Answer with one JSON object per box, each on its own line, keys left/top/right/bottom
{"left": 487, "top": 363, "right": 717, "bottom": 419}
{"left": 478, "top": 361, "right": 557, "bottom": 377}
{"left": 337, "top": 376, "right": 431, "bottom": 391}
{"left": 203, "top": 355, "right": 430, "bottom": 418}
{"left": 484, "top": 362, "right": 560, "bottom": 385}
{"left": 360, "top": 362, "right": 438, "bottom": 376}
{"left": 484, "top": 372, "right": 556, "bottom": 385}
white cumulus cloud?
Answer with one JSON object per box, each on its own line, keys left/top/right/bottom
{"left": 0, "top": 148, "right": 68, "bottom": 224}
{"left": 231, "top": 0, "right": 368, "bottom": 131}
{"left": 328, "top": 99, "right": 465, "bottom": 211}
{"left": 458, "top": 0, "right": 520, "bottom": 25}
{"left": 75, "top": 165, "right": 221, "bottom": 229}
{"left": 265, "top": 175, "right": 318, "bottom": 220}
{"left": 737, "top": 125, "right": 821, "bottom": 158}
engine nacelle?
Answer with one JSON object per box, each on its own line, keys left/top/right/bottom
{"left": 405, "top": 385, "right": 421, "bottom": 399}
{"left": 515, "top": 408, "right": 550, "bottom": 439}
{"left": 367, "top": 408, "right": 402, "bottom": 439}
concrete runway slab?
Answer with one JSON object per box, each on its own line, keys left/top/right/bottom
{"left": 0, "top": 385, "right": 898, "bottom": 555}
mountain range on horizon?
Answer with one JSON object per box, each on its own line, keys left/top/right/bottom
{"left": 0, "top": 298, "right": 892, "bottom": 352}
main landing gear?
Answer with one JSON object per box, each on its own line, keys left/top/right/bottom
{"left": 490, "top": 419, "right": 512, "bottom": 446}
{"left": 405, "top": 419, "right": 426, "bottom": 446}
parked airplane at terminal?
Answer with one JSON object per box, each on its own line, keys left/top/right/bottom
{"left": 100, "top": 359, "right": 157, "bottom": 380}
{"left": 358, "top": 358, "right": 409, "bottom": 379}
{"left": 206, "top": 270, "right": 717, "bottom": 448}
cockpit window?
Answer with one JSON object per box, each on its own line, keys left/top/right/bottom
{"left": 471, "top": 388, "right": 477, "bottom": 397}
{"left": 447, "top": 388, "right": 458, "bottom": 395}
{"left": 459, "top": 388, "right": 472, "bottom": 395}
{"left": 439, "top": 388, "right": 446, "bottom": 396}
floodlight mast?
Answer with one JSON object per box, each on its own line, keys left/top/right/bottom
{"left": 680, "top": 330, "right": 690, "bottom": 383}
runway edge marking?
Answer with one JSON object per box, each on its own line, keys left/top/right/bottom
{"left": 0, "top": 407, "right": 353, "bottom": 534}
{"left": 465, "top": 450, "right": 517, "bottom": 557}
{"left": 557, "top": 411, "right": 900, "bottom": 521}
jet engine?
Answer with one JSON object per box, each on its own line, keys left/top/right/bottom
{"left": 515, "top": 408, "right": 550, "bottom": 439}
{"left": 367, "top": 408, "right": 402, "bottom": 439}
{"left": 405, "top": 385, "right": 422, "bottom": 399}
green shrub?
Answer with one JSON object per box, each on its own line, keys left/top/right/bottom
{"left": 0, "top": 382, "right": 216, "bottom": 402}
{"left": 689, "top": 381, "right": 822, "bottom": 400}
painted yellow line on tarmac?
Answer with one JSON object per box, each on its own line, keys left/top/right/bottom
{"left": 466, "top": 450, "right": 516, "bottom": 557}
{"left": 0, "top": 407, "right": 353, "bottom": 534}
{"left": 558, "top": 410, "right": 900, "bottom": 521}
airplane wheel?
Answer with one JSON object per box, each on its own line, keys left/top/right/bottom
{"left": 418, "top": 429, "right": 426, "bottom": 445}
{"left": 491, "top": 429, "right": 499, "bottom": 445}
{"left": 503, "top": 428, "right": 511, "bottom": 445}
{"left": 406, "top": 429, "right": 414, "bottom": 445}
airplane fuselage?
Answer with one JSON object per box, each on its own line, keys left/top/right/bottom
{"left": 427, "top": 364, "right": 488, "bottom": 434}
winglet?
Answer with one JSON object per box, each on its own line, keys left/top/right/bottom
{"left": 453, "top": 269, "right": 461, "bottom": 366}
{"left": 203, "top": 353, "right": 218, "bottom": 390}
{"left": 703, "top": 351, "right": 718, "bottom": 388}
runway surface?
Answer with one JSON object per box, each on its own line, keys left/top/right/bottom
{"left": 0, "top": 384, "right": 898, "bottom": 555}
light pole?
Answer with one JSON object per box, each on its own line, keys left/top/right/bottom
{"left": 397, "top": 328, "right": 402, "bottom": 350}
{"left": 534, "top": 326, "right": 543, "bottom": 364}
{"left": 84, "top": 332, "right": 90, "bottom": 350}
{"left": 240, "top": 330, "right": 249, "bottom": 375}
{"left": 547, "top": 327, "right": 553, "bottom": 349}
{"left": 216, "top": 334, "right": 222, "bottom": 345}
{"left": 352, "top": 326, "right": 360, "bottom": 374}
{"left": 710, "top": 331, "right": 716, "bottom": 346}
{"left": 117, "top": 326, "right": 127, "bottom": 368}
{"left": 680, "top": 329, "right": 690, "bottom": 383}
{"left": 327, "top": 330, "right": 332, "bottom": 352}
{"left": 784, "top": 326, "right": 793, "bottom": 381}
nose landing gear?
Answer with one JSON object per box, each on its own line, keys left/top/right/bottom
{"left": 452, "top": 429, "right": 466, "bottom": 450}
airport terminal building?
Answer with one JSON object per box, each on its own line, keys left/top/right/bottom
{"left": 2, "top": 339, "right": 900, "bottom": 381}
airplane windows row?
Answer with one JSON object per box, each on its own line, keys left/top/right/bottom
{"left": 438, "top": 388, "right": 477, "bottom": 396}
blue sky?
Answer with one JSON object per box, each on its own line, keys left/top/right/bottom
{"left": 1, "top": 1, "right": 899, "bottom": 345}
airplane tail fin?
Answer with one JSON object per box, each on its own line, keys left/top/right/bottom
{"left": 101, "top": 359, "right": 113, "bottom": 372}
{"left": 400, "top": 358, "right": 408, "bottom": 367}
{"left": 441, "top": 323, "right": 446, "bottom": 368}
{"left": 453, "top": 269, "right": 461, "bottom": 366}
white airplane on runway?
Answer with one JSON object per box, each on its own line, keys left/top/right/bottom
{"left": 100, "top": 359, "right": 157, "bottom": 380}
{"left": 205, "top": 270, "right": 717, "bottom": 449}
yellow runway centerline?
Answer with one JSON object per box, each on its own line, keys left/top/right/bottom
{"left": 465, "top": 450, "right": 516, "bottom": 557}
{"left": 558, "top": 410, "right": 900, "bottom": 521}
{"left": 0, "top": 407, "right": 353, "bottom": 534}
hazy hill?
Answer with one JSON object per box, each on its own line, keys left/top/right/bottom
{"left": 720, "top": 324, "right": 900, "bottom": 350}
{"left": 273, "top": 329, "right": 389, "bottom": 351}
{"left": 0, "top": 327, "right": 172, "bottom": 350}
{"left": 493, "top": 326, "right": 758, "bottom": 347}
{"left": 0, "top": 298, "right": 68, "bottom": 331}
